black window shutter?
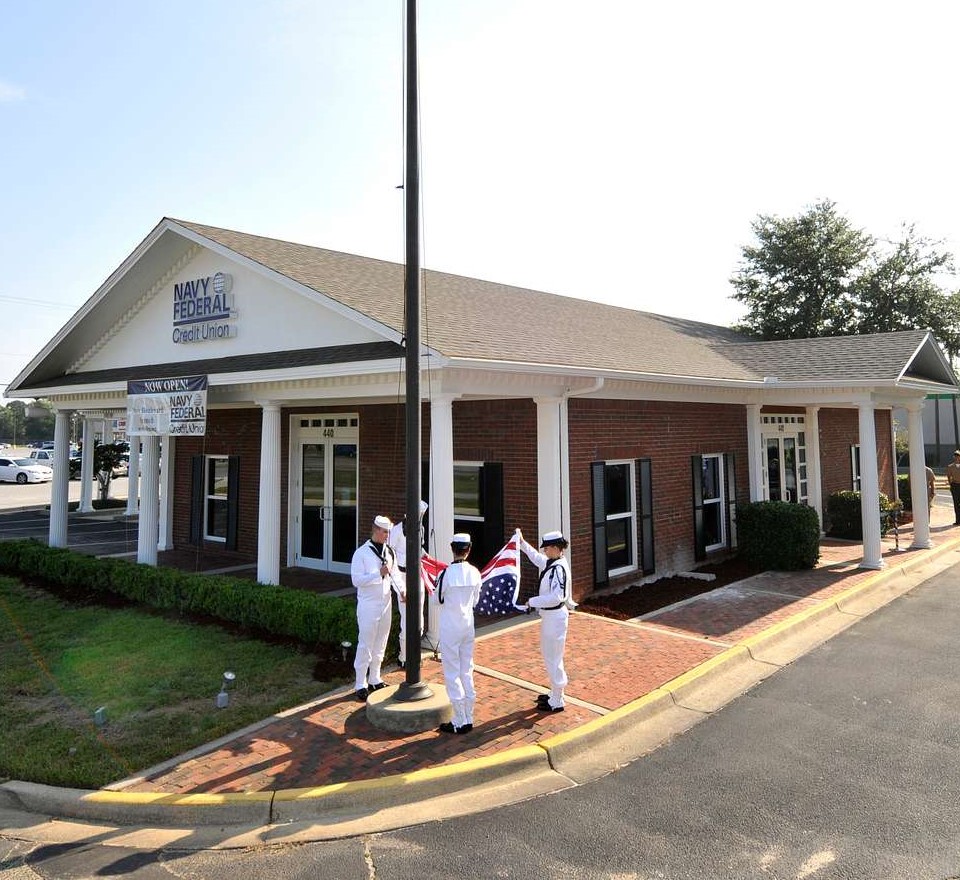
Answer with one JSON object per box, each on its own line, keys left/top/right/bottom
{"left": 638, "top": 458, "right": 655, "bottom": 575}
{"left": 692, "top": 455, "right": 706, "bottom": 562}
{"left": 480, "top": 462, "right": 504, "bottom": 563}
{"left": 190, "top": 455, "right": 204, "bottom": 544}
{"left": 724, "top": 452, "right": 737, "bottom": 549}
{"left": 591, "top": 461, "right": 608, "bottom": 587}
{"left": 226, "top": 456, "right": 241, "bottom": 551}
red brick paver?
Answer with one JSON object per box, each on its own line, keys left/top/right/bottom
{"left": 118, "top": 512, "right": 960, "bottom": 796}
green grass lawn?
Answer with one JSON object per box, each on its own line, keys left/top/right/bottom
{"left": 0, "top": 575, "right": 344, "bottom": 789}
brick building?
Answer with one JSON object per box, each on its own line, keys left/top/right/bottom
{"left": 8, "top": 218, "right": 957, "bottom": 638}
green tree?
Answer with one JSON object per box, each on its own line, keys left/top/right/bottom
{"left": 851, "top": 226, "right": 960, "bottom": 359}
{"left": 731, "top": 200, "right": 873, "bottom": 339}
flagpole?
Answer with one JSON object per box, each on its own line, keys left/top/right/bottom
{"left": 396, "top": 0, "right": 431, "bottom": 702}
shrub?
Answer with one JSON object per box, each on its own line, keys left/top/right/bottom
{"left": 826, "top": 490, "right": 898, "bottom": 539}
{"left": 736, "top": 501, "right": 820, "bottom": 570}
{"left": 897, "top": 474, "right": 912, "bottom": 512}
{"left": 0, "top": 540, "right": 357, "bottom": 648}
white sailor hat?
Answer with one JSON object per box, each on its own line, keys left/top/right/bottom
{"left": 419, "top": 500, "right": 429, "bottom": 516}
{"left": 373, "top": 515, "right": 393, "bottom": 530}
{"left": 451, "top": 532, "right": 472, "bottom": 545}
{"left": 540, "top": 530, "right": 568, "bottom": 548}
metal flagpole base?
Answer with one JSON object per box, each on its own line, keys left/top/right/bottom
{"left": 394, "top": 681, "right": 435, "bottom": 702}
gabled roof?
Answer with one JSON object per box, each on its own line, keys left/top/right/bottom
{"left": 8, "top": 218, "right": 959, "bottom": 396}
{"left": 713, "top": 330, "right": 957, "bottom": 386}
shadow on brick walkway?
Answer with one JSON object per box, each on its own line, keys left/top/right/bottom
{"left": 112, "top": 503, "right": 960, "bottom": 795}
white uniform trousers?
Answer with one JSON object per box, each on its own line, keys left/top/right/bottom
{"left": 539, "top": 607, "right": 569, "bottom": 708}
{"left": 439, "top": 621, "right": 476, "bottom": 728}
{"left": 354, "top": 595, "right": 392, "bottom": 690}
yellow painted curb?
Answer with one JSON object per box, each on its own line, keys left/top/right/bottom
{"left": 273, "top": 744, "right": 545, "bottom": 803}
{"left": 658, "top": 645, "right": 752, "bottom": 695}
{"left": 83, "top": 790, "right": 273, "bottom": 806}
{"left": 539, "top": 687, "right": 673, "bottom": 752}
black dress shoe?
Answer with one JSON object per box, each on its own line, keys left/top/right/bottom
{"left": 355, "top": 688, "right": 368, "bottom": 702}
{"left": 535, "top": 694, "right": 551, "bottom": 705}
{"left": 397, "top": 660, "right": 405, "bottom": 670}
{"left": 537, "top": 703, "right": 564, "bottom": 713}
{"left": 369, "top": 681, "right": 387, "bottom": 691}
{"left": 455, "top": 723, "right": 473, "bottom": 734}
{"left": 438, "top": 722, "right": 457, "bottom": 733}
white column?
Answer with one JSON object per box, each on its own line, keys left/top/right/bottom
{"left": 535, "top": 397, "right": 564, "bottom": 538}
{"left": 257, "top": 402, "right": 282, "bottom": 585}
{"left": 137, "top": 435, "right": 160, "bottom": 566}
{"left": 907, "top": 402, "right": 931, "bottom": 549}
{"left": 158, "top": 436, "right": 175, "bottom": 551}
{"left": 858, "top": 402, "right": 884, "bottom": 569}
{"left": 804, "top": 406, "right": 823, "bottom": 533}
{"left": 746, "top": 404, "right": 764, "bottom": 501}
{"left": 125, "top": 439, "right": 140, "bottom": 517}
{"left": 49, "top": 410, "right": 71, "bottom": 548}
{"left": 428, "top": 394, "right": 457, "bottom": 644}
{"left": 79, "top": 416, "right": 96, "bottom": 512}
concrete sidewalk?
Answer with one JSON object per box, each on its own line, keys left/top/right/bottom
{"left": 2, "top": 504, "right": 960, "bottom": 847}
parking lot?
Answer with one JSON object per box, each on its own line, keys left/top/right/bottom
{"left": 0, "top": 446, "right": 135, "bottom": 552}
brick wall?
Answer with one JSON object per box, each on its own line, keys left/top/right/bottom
{"left": 567, "top": 399, "right": 750, "bottom": 598}
{"left": 818, "top": 407, "right": 895, "bottom": 499}
{"left": 170, "top": 399, "right": 894, "bottom": 598}
{"left": 173, "top": 408, "right": 263, "bottom": 562}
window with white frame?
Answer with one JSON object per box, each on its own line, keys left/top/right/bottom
{"left": 205, "top": 455, "right": 230, "bottom": 542}
{"left": 453, "top": 463, "right": 484, "bottom": 520}
{"left": 603, "top": 460, "right": 636, "bottom": 575}
{"left": 701, "top": 454, "right": 726, "bottom": 552}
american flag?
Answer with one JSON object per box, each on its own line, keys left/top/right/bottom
{"left": 420, "top": 553, "right": 446, "bottom": 596}
{"left": 476, "top": 537, "right": 521, "bottom": 616}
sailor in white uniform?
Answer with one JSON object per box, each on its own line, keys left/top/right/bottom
{"left": 388, "top": 499, "right": 429, "bottom": 668}
{"left": 350, "top": 515, "right": 398, "bottom": 701}
{"left": 515, "top": 529, "right": 576, "bottom": 712}
{"left": 436, "top": 533, "right": 482, "bottom": 734}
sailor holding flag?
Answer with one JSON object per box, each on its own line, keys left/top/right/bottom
{"left": 514, "top": 528, "right": 576, "bottom": 712}
{"left": 350, "top": 515, "right": 399, "bottom": 701}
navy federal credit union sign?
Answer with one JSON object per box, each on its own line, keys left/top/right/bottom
{"left": 127, "top": 376, "right": 208, "bottom": 436}
{"left": 172, "top": 271, "right": 236, "bottom": 344}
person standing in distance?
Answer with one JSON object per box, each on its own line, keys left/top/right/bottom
{"left": 389, "top": 500, "right": 429, "bottom": 669}
{"left": 947, "top": 451, "right": 960, "bottom": 526}
{"left": 435, "top": 533, "right": 482, "bottom": 734}
{"left": 350, "top": 515, "right": 398, "bottom": 701}
{"left": 515, "top": 529, "right": 576, "bottom": 712}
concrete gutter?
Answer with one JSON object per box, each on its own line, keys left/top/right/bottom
{"left": 2, "top": 533, "right": 959, "bottom": 845}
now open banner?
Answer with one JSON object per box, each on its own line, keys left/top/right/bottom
{"left": 127, "top": 376, "right": 207, "bottom": 436}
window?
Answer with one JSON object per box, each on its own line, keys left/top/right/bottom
{"left": 204, "top": 455, "right": 230, "bottom": 542}
{"left": 453, "top": 463, "right": 483, "bottom": 519}
{"left": 602, "top": 461, "right": 637, "bottom": 576}
{"left": 851, "top": 445, "right": 861, "bottom": 492}
{"left": 693, "top": 453, "right": 736, "bottom": 561}
{"left": 701, "top": 454, "right": 725, "bottom": 552}
{"left": 446, "top": 461, "right": 503, "bottom": 568}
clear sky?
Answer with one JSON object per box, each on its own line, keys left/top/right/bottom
{"left": 3, "top": 0, "right": 960, "bottom": 398}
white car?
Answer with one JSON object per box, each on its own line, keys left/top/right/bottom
{"left": 0, "top": 457, "right": 54, "bottom": 484}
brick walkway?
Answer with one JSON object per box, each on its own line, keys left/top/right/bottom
{"left": 116, "top": 505, "right": 959, "bottom": 796}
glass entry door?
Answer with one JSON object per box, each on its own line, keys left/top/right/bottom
{"left": 291, "top": 415, "right": 359, "bottom": 573}
{"left": 764, "top": 434, "right": 807, "bottom": 503}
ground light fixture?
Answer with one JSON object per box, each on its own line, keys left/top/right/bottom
{"left": 215, "top": 670, "right": 236, "bottom": 709}
{"left": 341, "top": 641, "right": 352, "bottom": 662}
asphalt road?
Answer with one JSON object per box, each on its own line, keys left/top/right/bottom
{"left": 5, "top": 559, "right": 960, "bottom": 878}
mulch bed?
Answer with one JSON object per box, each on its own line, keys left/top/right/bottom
{"left": 579, "top": 556, "right": 765, "bottom": 621}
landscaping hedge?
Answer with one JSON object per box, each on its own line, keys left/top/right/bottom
{"left": 0, "top": 540, "right": 357, "bottom": 648}
{"left": 897, "top": 474, "right": 912, "bottom": 512}
{"left": 736, "top": 500, "right": 820, "bottom": 570}
{"left": 825, "top": 490, "right": 898, "bottom": 539}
